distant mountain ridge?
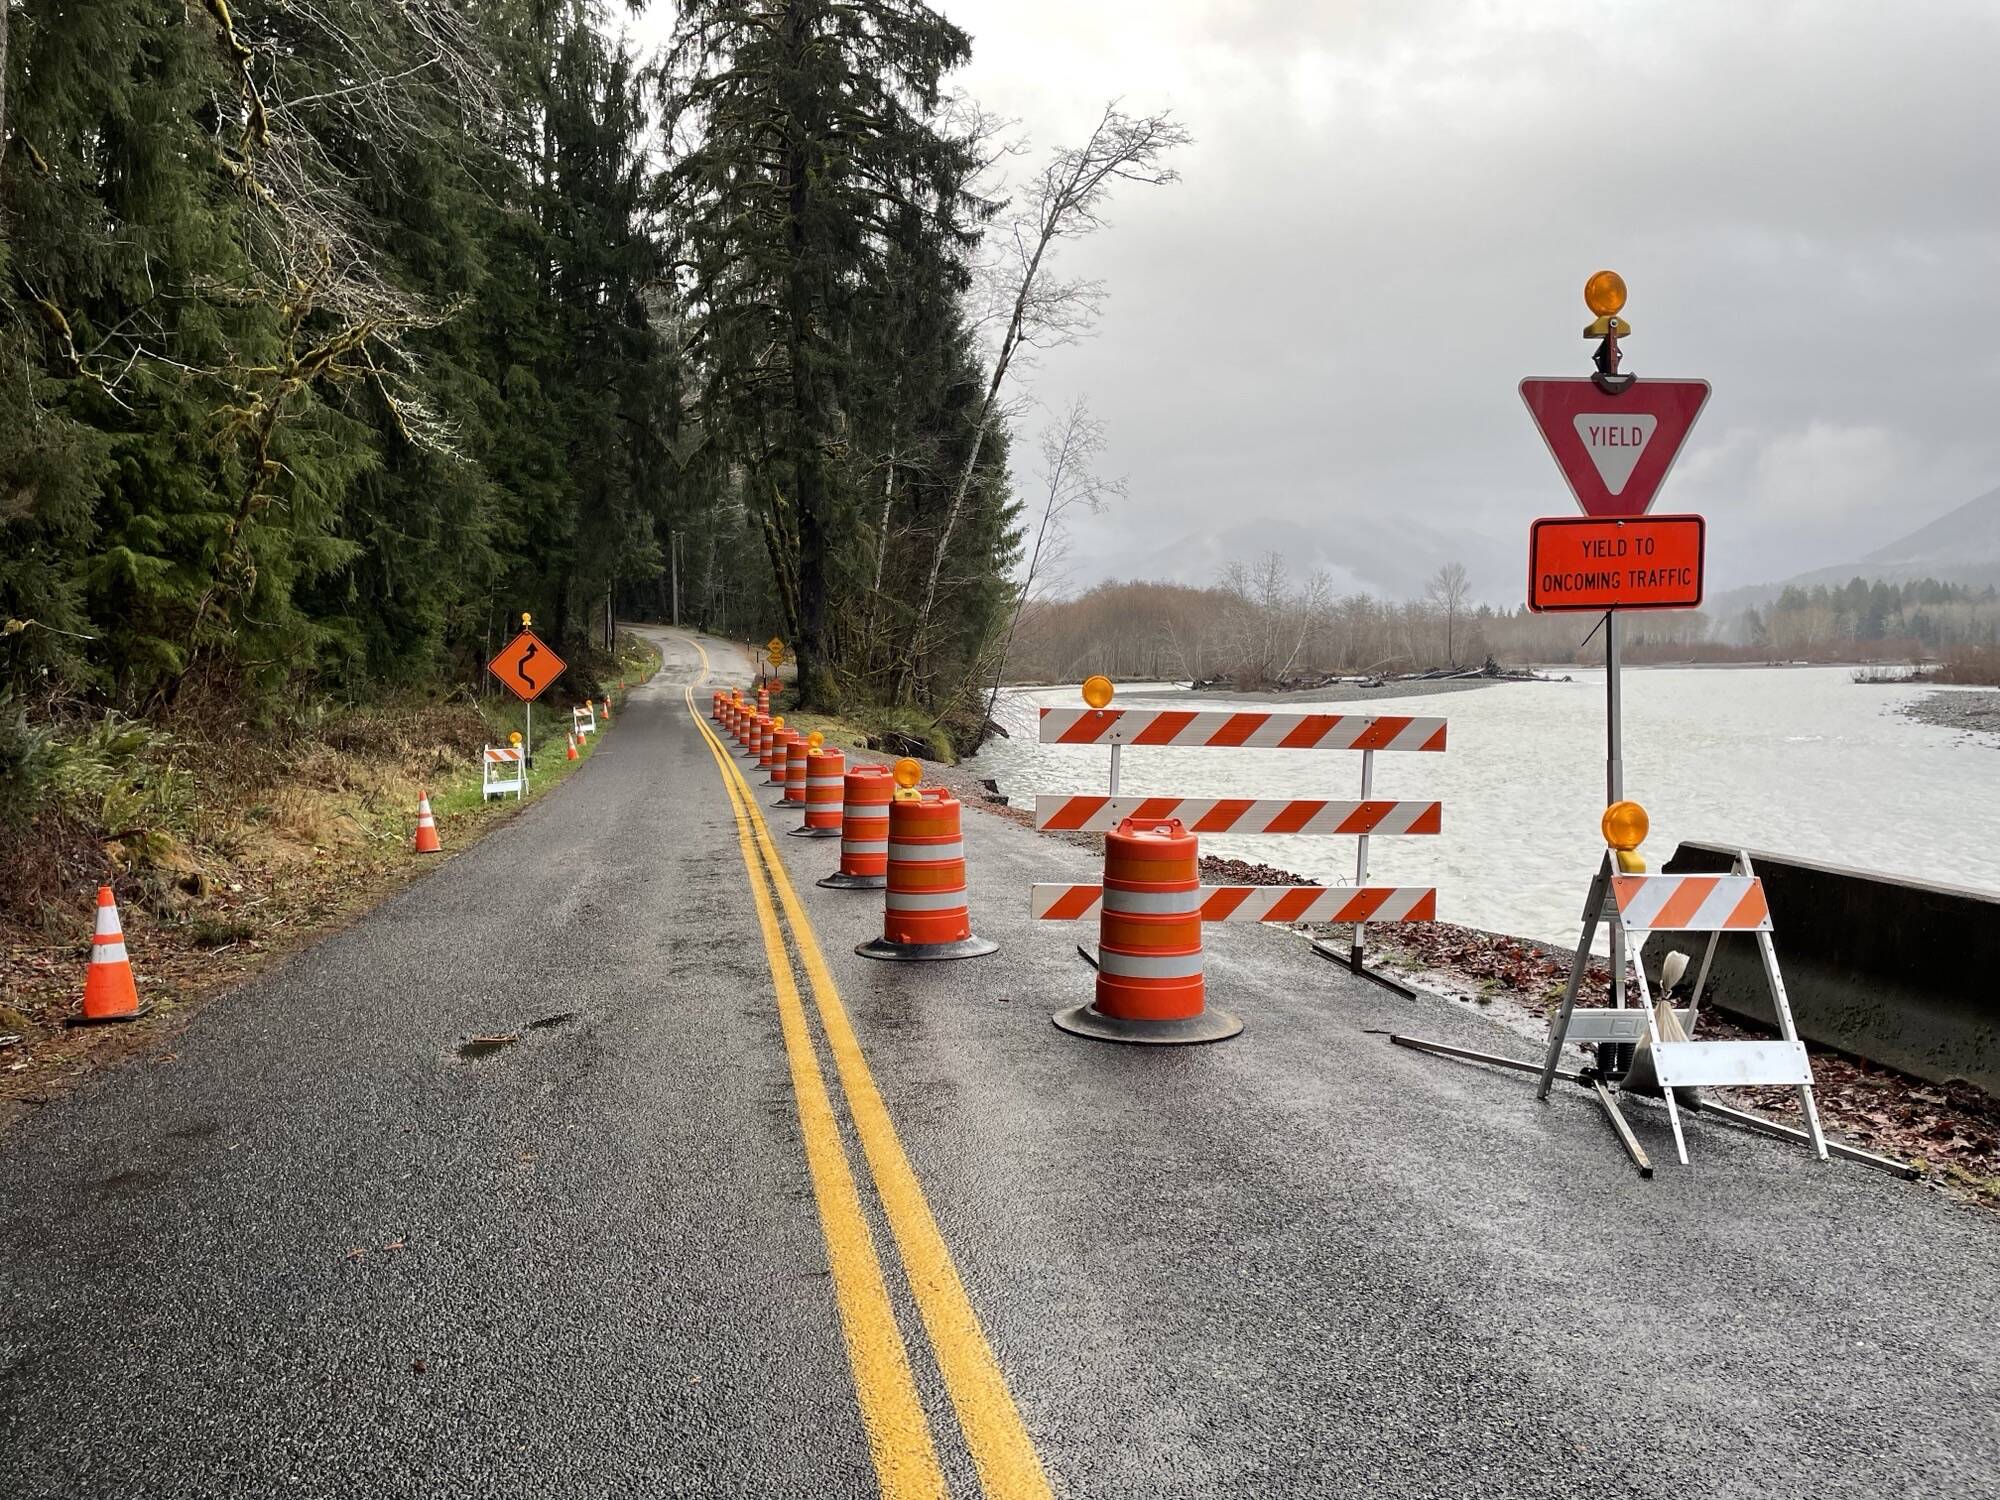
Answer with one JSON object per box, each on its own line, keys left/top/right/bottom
{"left": 1710, "top": 484, "right": 2000, "bottom": 618}
{"left": 1791, "top": 484, "right": 2000, "bottom": 589}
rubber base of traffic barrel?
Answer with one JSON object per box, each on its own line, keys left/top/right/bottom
{"left": 1051, "top": 1003, "right": 1243, "bottom": 1045}
{"left": 788, "top": 825, "right": 843, "bottom": 839}
{"left": 855, "top": 935, "right": 1000, "bottom": 962}
{"left": 818, "top": 870, "right": 887, "bottom": 889}
{"left": 771, "top": 794, "right": 804, "bottom": 808}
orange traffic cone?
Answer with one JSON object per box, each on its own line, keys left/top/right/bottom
{"left": 566, "top": 732, "right": 579, "bottom": 762}
{"left": 413, "top": 792, "right": 443, "bottom": 854}
{"left": 601, "top": 695, "right": 612, "bottom": 723}
{"left": 70, "top": 886, "right": 146, "bottom": 1025}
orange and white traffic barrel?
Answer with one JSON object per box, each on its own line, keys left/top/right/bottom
{"left": 1054, "top": 818, "right": 1241, "bottom": 1044}
{"left": 792, "top": 748, "right": 846, "bottom": 839}
{"left": 759, "top": 720, "right": 786, "bottom": 777}
{"left": 757, "top": 687, "right": 770, "bottom": 717}
{"left": 856, "top": 783, "right": 996, "bottom": 961}
{"left": 712, "top": 690, "right": 724, "bottom": 723}
{"left": 753, "top": 714, "right": 775, "bottom": 762}
{"left": 819, "top": 764, "right": 894, "bottom": 888}
{"left": 764, "top": 727, "right": 796, "bottom": 787}
{"left": 776, "top": 734, "right": 810, "bottom": 807}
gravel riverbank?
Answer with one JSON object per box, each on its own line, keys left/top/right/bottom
{"left": 1904, "top": 688, "right": 2000, "bottom": 744}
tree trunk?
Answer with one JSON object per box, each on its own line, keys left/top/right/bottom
{"left": 1, "top": 2, "right": 10, "bottom": 189}
{"left": 781, "top": 4, "right": 832, "bottom": 705}
{"left": 863, "top": 444, "right": 896, "bottom": 677}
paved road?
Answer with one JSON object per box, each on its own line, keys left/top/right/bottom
{"left": 4, "top": 626, "right": 1996, "bottom": 1498}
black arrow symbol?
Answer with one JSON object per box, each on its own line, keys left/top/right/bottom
{"left": 518, "top": 640, "right": 540, "bottom": 692}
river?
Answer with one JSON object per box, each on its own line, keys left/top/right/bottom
{"left": 966, "top": 667, "right": 2000, "bottom": 949}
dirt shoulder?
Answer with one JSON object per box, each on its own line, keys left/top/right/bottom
{"left": 0, "top": 639, "right": 659, "bottom": 1131}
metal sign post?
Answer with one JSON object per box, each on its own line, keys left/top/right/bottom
{"left": 1604, "top": 609, "right": 1627, "bottom": 1053}
{"left": 1349, "top": 747, "right": 1374, "bottom": 972}
{"left": 1521, "top": 271, "right": 1715, "bottom": 1066}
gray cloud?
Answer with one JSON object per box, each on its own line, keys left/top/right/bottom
{"left": 639, "top": 1, "right": 2000, "bottom": 602}
{"left": 933, "top": 0, "right": 2000, "bottom": 601}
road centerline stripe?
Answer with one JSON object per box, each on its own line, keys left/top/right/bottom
{"left": 685, "top": 651, "right": 1054, "bottom": 1500}
{"left": 687, "top": 667, "right": 948, "bottom": 1500}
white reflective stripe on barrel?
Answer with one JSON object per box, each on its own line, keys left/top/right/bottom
{"left": 843, "top": 839, "right": 889, "bottom": 854}
{"left": 1096, "top": 948, "right": 1203, "bottom": 979}
{"left": 92, "top": 941, "right": 130, "bottom": 965}
{"left": 886, "top": 888, "right": 968, "bottom": 912}
{"left": 1102, "top": 886, "right": 1200, "bottom": 916}
{"left": 809, "top": 776, "right": 844, "bottom": 787}
{"left": 889, "top": 841, "right": 963, "bottom": 862}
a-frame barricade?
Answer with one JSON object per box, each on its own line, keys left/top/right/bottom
{"left": 1395, "top": 848, "right": 1912, "bottom": 1178}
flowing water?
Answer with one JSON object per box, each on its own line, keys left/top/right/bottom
{"left": 967, "top": 667, "right": 2000, "bottom": 949}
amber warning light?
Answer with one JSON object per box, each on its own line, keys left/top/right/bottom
{"left": 1528, "top": 513, "right": 1705, "bottom": 614}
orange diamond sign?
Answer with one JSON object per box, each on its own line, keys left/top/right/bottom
{"left": 488, "top": 630, "right": 566, "bottom": 702}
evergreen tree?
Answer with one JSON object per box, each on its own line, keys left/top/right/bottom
{"left": 662, "top": 0, "right": 985, "bottom": 705}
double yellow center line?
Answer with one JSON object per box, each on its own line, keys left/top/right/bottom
{"left": 684, "top": 648, "right": 1052, "bottom": 1500}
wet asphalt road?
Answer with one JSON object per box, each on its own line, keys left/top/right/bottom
{"left": 3, "top": 627, "right": 1997, "bottom": 1499}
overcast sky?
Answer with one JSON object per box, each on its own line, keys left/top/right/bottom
{"left": 640, "top": 2, "right": 2000, "bottom": 604}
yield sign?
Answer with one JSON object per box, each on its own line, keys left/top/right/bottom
{"left": 488, "top": 630, "right": 566, "bottom": 702}
{"left": 1520, "top": 378, "right": 1711, "bottom": 517}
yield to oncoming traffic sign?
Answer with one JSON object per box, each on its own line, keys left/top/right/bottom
{"left": 1528, "top": 513, "right": 1705, "bottom": 613}
{"left": 1520, "top": 378, "right": 1710, "bottom": 518}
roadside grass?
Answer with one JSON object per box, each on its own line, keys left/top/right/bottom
{"left": 0, "top": 632, "right": 662, "bottom": 1125}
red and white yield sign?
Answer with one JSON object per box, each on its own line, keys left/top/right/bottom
{"left": 1520, "top": 378, "right": 1710, "bottom": 517}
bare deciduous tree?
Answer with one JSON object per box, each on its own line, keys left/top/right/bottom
{"left": 904, "top": 102, "right": 1190, "bottom": 694}
{"left": 1427, "top": 561, "right": 1471, "bottom": 664}
{"left": 983, "top": 397, "right": 1122, "bottom": 721}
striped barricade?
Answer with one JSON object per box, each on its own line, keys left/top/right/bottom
{"left": 482, "top": 746, "right": 525, "bottom": 801}
{"left": 1038, "top": 708, "right": 1446, "bottom": 752}
{"left": 572, "top": 703, "right": 596, "bottom": 739}
{"left": 1035, "top": 796, "right": 1441, "bottom": 837}
{"left": 1031, "top": 694, "right": 1446, "bottom": 1007}
{"left": 1529, "top": 851, "right": 1827, "bottom": 1172}
{"left": 1033, "top": 884, "right": 1437, "bottom": 924}
{"left": 1610, "top": 874, "right": 1770, "bottom": 932}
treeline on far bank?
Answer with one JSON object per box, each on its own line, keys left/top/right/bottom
{"left": 1003, "top": 563, "right": 2000, "bottom": 686}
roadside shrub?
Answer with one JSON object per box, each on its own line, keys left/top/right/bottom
{"left": 1933, "top": 645, "right": 2000, "bottom": 687}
